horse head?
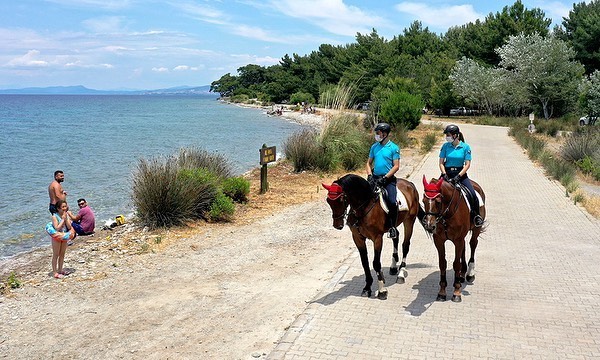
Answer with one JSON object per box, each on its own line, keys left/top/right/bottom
{"left": 322, "top": 182, "right": 347, "bottom": 230}
{"left": 422, "top": 175, "right": 445, "bottom": 233}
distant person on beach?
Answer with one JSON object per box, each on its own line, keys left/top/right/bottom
{"left": 45, "top": 199, "right": 75, "bottom": 279}
{"left": 48, "top": 170, "right": 67, "bottom": 214}
{"left": 68, "top": 198, "right": 95, "bottom": 235}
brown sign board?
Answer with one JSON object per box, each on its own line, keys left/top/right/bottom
{"left": 260, "top": 146, "right": 276, "bottom": 165}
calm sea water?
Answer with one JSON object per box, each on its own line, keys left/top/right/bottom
{"left": 0, "top": 94, "right": 303, "bottom": 259}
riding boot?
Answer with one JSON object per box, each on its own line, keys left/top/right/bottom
{"left": 388, "top": 205, "right": 399, "bottom": 238}
{"left": 469, "top": 193, "right": 484, "bottom": 227}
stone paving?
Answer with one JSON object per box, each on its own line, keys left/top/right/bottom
{"left": 268, "top": 123, "right": 600, "bottom": 360}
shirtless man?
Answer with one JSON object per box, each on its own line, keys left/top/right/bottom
{"left": 48, "top": 170, "right": 67, "bottom": 214}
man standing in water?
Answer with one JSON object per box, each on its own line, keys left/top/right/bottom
{"left": 48, "top": 170, "right": 67, "bottom": 214}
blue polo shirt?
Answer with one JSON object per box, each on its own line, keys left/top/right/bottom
{"left": 439, "top": 141, "right": 472, "bottom": 167}
{"left": 369, "top": 140, "right": 400, "bottom": 176}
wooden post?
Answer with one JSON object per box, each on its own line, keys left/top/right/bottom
{"left": 259, "top": 144, "right": 276, "bottom": 194}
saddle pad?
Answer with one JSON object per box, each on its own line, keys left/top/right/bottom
{"left": 460, "top": 188, "right": 484, "bottom": 212}
{"left": 379, "top": 189, "right": 409, "bottom": 214}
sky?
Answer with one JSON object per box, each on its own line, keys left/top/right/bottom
{"left": 0, "top": 0, "right": 579, "bottom": 90}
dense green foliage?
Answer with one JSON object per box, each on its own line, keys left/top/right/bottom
{"left": 132, "top": 147, "right": 244, "bottom": 228}
{"left": 284, "top": 115, "right": 370, "bottom": 172}
{"left": 378, "top": 91, "right": 423, "bottom": 130}
{"left": 210, "top": 1, "right": 600, "bottom": 120}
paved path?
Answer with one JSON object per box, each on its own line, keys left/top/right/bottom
{"left": 268, "top": 124, "right": 600, "bottom": 359}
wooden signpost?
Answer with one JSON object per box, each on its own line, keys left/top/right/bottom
{"left": 259, "top": 144, "right": 276, "bottom": 194}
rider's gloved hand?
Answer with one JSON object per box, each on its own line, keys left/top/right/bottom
{"left": 441, "top": 173, "right": 450, "bottom": 181}
{"left": 450, "top": 175, "right": 461, "bottom": 184}
{"left": 376, "top": 177, "right": 387, "bottom": 187}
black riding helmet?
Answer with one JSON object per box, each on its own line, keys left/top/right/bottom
{"left": 374, "top": 122, "right": 391, "bottom": 134}
{"left": 443, "top": 124, "right": 460, "bottom": 135}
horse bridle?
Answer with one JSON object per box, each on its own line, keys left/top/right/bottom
{"left": 424, "top": 185, "right": 461, "bottom": 225}
{"left": 328, "top": 185, "right": 377, "bottom": 225}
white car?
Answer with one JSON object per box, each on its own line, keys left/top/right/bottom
{"left": 579, "top": 115, "right": 597, "bottom": 126}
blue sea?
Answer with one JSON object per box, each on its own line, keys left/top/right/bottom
{"left": 0, "top": 94, "right": 303, "bottom": 259}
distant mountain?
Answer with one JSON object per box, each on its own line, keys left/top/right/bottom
{"left": 0, "top": 85, "right": 215, "bottom": 95}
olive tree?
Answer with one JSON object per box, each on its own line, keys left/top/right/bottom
{"left": 580, "top": 70, "right": 600, "bottom": 116}
{"left": 449, "top": 57, "right": 505, "bottom": 115}
{"left": 496, "top": 33, "right": 584, "bottom": 119}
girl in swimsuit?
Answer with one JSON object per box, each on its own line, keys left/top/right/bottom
{"left": 46, "top": 199, "right": 75, "bottom": 279}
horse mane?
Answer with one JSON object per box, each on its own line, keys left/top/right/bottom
{"left": 336, "top": 174, "right": 374, "bottom": 204}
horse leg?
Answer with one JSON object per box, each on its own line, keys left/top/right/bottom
{"left": 466, "top": 228, "right": 480, "bottom": 283}
{"left": 452, "top": 239, "right": 466, "bottom": 303}
{"left": 396, "top": 215, "right": 415, "bottom": 283}
{"left": 389, "top": 234, "right": 399, "bottom": 276}
{"left": 435, "top": 239, "right": 447, "bottom": 301}
{"left": 354, "top": 235, "right": 373, "bottom": 297}
{"left": 373, "top": 237, "right": 387, "bottom": 300}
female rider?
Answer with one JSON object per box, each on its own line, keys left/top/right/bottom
{"left": 439, "top": 124, "right": 484, "bottom": 227}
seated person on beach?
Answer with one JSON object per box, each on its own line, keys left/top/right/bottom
{"left": 67, "top": 198, "right": 95, "bottom": 235}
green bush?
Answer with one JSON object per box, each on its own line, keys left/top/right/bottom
{"left": 289, "top": 91, "right": 316, "bottom": 106}
{"left": 576, "top": 156, "right": 600, "bottom": 181}
{"left": 178, "top": 168, "right": 219, "bottom": 216}
{"left": 561, "top": 128, "right": 600, "bottom": 162}
{"left": 421, "top": 132, "right": 437, "bottom": 153}
{"left": 222, "top": 176, "right": 250, "bottom": 203}
{"left": 230, "top": 94, "right": 249, "bottom": 103}
{"left": 209, "top": 192, "right": 235, "bottom": 221}
{"left": 283, "top": 128, "right": 324, "bottom": 172}
{"left": 379, "top": 91, "right": 424, "bottom": 130}
{"left": 132, "top": 147, "right": 234, "bottom": 228}
{"left": 176, "top": 147, "right": 232, "bottom": 179}
{"left": 320, "top": 114, "right": 371, "bottom": 171}
{"left": 7, "top": 272, "right": 21, "bottom": 289}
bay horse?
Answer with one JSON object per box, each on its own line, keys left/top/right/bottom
{"left": 422, "top": 175, "right": 486, "bottom": 302}
{"left": 322, "top": 174, "right": 424, "bottom": 300}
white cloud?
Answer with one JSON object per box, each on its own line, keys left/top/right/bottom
{"left": 534, "top": 1, "right": 571, "bottom": 25}
{"left": 152, "top": 67, "right": 169, "bottom": 72}
{"left": 168, "top": 1, "right": 229, "bottom": 25}
{"left": 82, "top": 16, "right": 127, "bottom": 33}
{"left": 230, "top": 25, "right": 291, "bottom": 43}
{"left": 6, "top": 50, "right": 48, "bottom": 67}
{"left": 395, "top": 2, "right": 482, "bottom": 30}
{"left": 45, "top": 0, "right": 132, "bottom": 10}
{"left": 173, "top": 65, "right": 201, "bottom": 71}
{"left": 231, "top": 54, "right": 280, "bottom": 66}
{"left": 267, "top": 0, "right": 387, "bottom": 36}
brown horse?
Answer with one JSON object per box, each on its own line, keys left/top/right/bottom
{"left": 421, "top": 175, "right": 486, "bottom": 302}
{"left": 322, "top": 174, "right": 424, "bottom": 300}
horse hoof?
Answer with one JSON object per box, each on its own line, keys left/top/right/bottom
{"left": 377, "top": 291, "right": 388, "bottom": 300}
{"left": 361, "top": 289, "right": 371, "bottom": 298}
{"left": 458, "top": 276, "right": 465, "bottom": 284}
{"left": 396, "top": 275, "right": 405, "bottom": 284}
{"left": 452, "top": 295, "right": 462, "bottom": 303}
{"left": 436, "top": 294, "right": 446, "bottom": 302}
{"left": 389, "top": 267, "right": 398, "bottom": 276}
{"left": 466, "top": 275, "right": 475, "bottom": 283}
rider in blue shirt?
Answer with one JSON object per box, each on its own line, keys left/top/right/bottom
{"left": 366, "top": 122, "right": 401, "bottom": 238}
{"left": 439, "top": 124, "right": 484, "bottom": 227}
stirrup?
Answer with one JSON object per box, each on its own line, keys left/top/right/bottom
{"left": 388, "top": 227, "right": 399, "bottom": 238}
{"left": 473, "top": 215, "right": 484, "bottom": 227}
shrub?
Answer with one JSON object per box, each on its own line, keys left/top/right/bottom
{"left": 222, "top": 176, "right": 250, "bottom": 203}
{"left": 289, "top": 91, "right": 316, "bottom": 106}
{"left": 230, "top": 94, "right": 249, "bottom": 103}
{"left": 177, "top": 168, "right": 220, "bottom": 216}
{"left": 561, "top": 128, "right": 600, "bottom": 162}
{"left": 7, "top": 272, "right": 21, "bottom": 289}
{"left": 283, "top": 128, "right": 324, "bottom": 172}
{"left": 176, "top": 147, "right": 232, "bottom": 179}
{"left": 320, "top": 114, "right": 371, "bottom": 171}
{"left": 319, "top": 83, "right": 354, "bottom": 110}
{"left": 421, "top": 132, "right": 437, "bottom": 153}
{"left": 576, "top": 156, "right": 600, "bottom": 181}
{"left": 132, "top": 147, "right": 233, "bottom": 228}
{"left": 378, "top": 91, "right": 424, "bottom": 130}
{"left": 209, "top": 192, "right": 235, "bottom": 221}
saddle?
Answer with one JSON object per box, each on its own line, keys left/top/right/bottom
{"left": 455, "top": 183, "right": 484, "bottom": 211}
{"left": 377, "top": 187, "right": 409, "bottom": 214}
